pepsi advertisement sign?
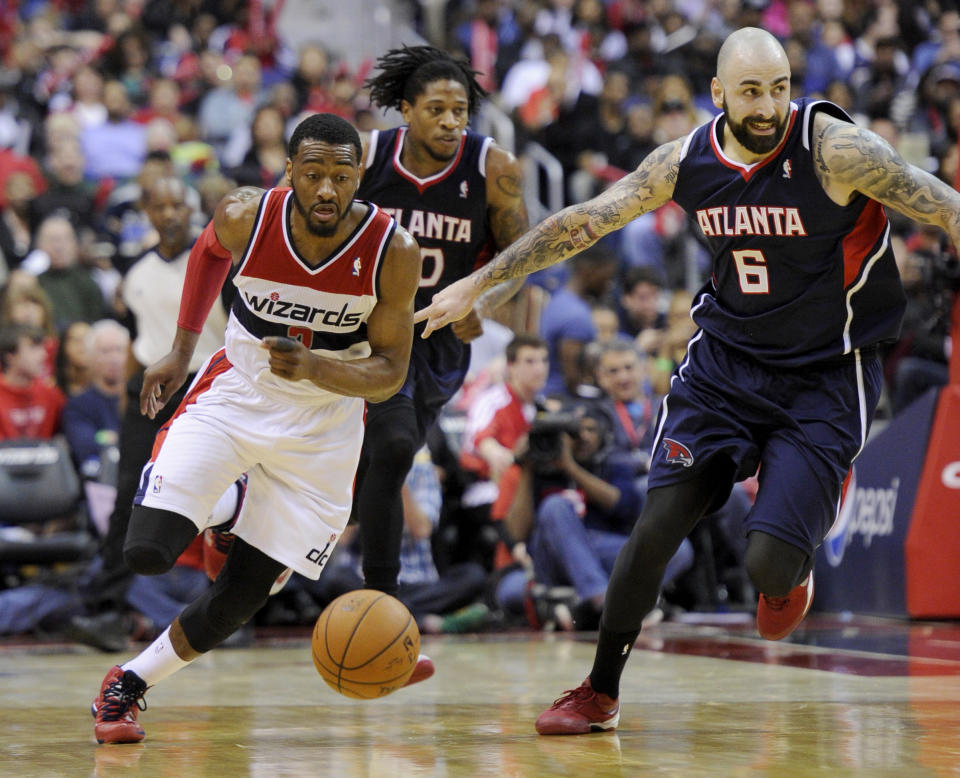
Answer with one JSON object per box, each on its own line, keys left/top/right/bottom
{"left": 814, "top": 389, "right": 939, "bottom": 616}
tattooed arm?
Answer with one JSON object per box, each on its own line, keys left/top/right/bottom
{"left": 813, "top": 113, "right": 960, "bottom": 247}
{"left": 415, "top": 139, "right": 683, "bottom": 336}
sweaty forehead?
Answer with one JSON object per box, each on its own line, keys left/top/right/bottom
{"left": 295, "top": 140, "right": 358, "bottom": 165}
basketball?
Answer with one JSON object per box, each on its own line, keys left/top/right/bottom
{"left": 311, "top": 589, "right": 420, "bottom": 699}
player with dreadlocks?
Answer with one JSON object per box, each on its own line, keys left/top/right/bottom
{"left": 354, "top": 45, "right": 529, "bottom": 683}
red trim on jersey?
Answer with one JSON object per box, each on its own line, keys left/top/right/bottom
{"left": 149, "top": 350, "right": 232, "bottom": 461}
{"left": 841, "top": 200, "right": 888, "bottom": 288}
{"left": 708, "top": 107, "right": 799, "bottom": 182}
{"left": 391, "top": 127, "right": 467, "bottom": 194}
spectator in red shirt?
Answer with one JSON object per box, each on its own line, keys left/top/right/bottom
{"left": 0, "top": 323, "right": 66, "bottom": 440}
{"left": 459, "top": 334, "right": 549, "bottom": 568}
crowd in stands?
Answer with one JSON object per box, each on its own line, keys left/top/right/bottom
{"left": 0, "top": 0, "right": 957, "bottom": 645}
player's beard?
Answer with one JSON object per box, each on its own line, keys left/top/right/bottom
{"left": 291, "top": 188, "right": 341, "bottom": 237}
{"left": 723, "top": 99, "right": 789, "bottom": 154}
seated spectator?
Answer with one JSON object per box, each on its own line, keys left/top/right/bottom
{"left": 79, "top": 79, "right": 147, "bottom": 183}
{"left": 30, "top": 138, "right": 97, "bottom": 233}
{"left": 0, "top": 166, "right": 41, "bottom": 273}
{"left": 0, "top": 278, "right": 58, "bottom": 379}
{"left": 225, "top": 105, "right": 288, "bottom": 189}
{"left": 616, "top": 265, "right": 666, "bottom": 355}
{"left": 54, "top": 320, "right": 91, "bottom": 397}
{"left": 459, "top": 334, "right": 549, "bottom": 566}
{"left": 540, "top": 246, "right": 617, "bottom": 399}
{"left": 0, "top": 323, "right": 66, "bottom": 440}
{"left": 31, "top": 215, "right": 105, "bottom": 329}
{"left": 593, "top": 339, "right": 656, "bottom": 473}
{"left": 198, "top": 54, "right": 263, "bottom": 160}
{"left": 61, "top": 319, "right": 129, "bottom": 480}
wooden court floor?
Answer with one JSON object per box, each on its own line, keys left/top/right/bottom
{"left": 2, "top": 614, "right": 960, "bottom": 777}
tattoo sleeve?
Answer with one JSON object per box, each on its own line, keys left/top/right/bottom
{"left": 815, "top": 122, "right": 960, "bottom": 234}
{"left": 471, "top": 140, "right": 681, "bottom": 292}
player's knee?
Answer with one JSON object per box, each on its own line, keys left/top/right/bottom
{"left": 123, "top": 540, "right": 177, "bottom": 575}
{"left": 370, "top": 429, "right": 417, "bottom": 471}
{"left": 744, "top": 531, "right": 807, "bottom": 597}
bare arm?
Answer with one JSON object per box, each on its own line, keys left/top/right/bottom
{"left": 473, "top": 144, "right": 531, "bottom": 317}
{"left": 813, "top": 113, "right": 960, "bottom": 247}
{"left": 415, "top": 139, "right": 683, "bottom": 336}
{"left": 262, "top": 226, "right": 422, "bottom": 402}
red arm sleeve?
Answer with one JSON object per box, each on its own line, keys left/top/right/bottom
{"left": 177, "top": 221, "right": 234, "bottom": 333}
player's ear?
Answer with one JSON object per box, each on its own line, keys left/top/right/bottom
{"left": 400, "top": 99, "right": 414, "bottom": 124}
{"left": 710, "top": 77, "right": 724, "bottom": 110}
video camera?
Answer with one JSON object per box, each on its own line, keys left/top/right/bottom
{"left": 522, "top": 410, "right": 581, "bottom": 473}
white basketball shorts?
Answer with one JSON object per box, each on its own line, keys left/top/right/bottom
{"left": 136, "top": 349, "right": 363, "bottom": 580}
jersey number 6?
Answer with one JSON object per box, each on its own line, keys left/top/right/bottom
{"left": 732, "top": 249, "right": 770, "bottom": 294}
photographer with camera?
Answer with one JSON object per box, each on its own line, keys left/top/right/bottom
{"left": 501, "top": 404, "right": 644, "bottom": 631}
{"left": 887, "top": 231, "right": 958, "bottom": 414}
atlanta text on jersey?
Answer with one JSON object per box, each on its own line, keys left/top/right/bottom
{"left": 380, "top": 207, "right": 473, "bottom": 243}
{"left": 695, "top": 206, "right": 808, "bottom": 237}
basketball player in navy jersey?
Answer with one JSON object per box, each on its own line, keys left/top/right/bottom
{"left": 417, "top": 28, "right": 960, "bottom": 734}
{"left": 352, "top": 45, "right": 529, "bottom": 677}
{"left": 90, "top": 113, "right": 422, "bottom": 744}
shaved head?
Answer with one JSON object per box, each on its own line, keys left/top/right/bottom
{"left": 712, "top": 27, "right": 792, "bottom": 157}
{"left": 716, "top": 27, "right": 789, "bottom": 85}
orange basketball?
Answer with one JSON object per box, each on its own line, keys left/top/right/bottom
{"left": 311, "top": 589, "right": 420, "bottom": 699}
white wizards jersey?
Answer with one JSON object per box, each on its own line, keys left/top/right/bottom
{"left": 226, "top": 187, "right": 395, "bottom": 403}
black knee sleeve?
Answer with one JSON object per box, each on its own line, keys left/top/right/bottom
{"left": 178, "top": 537, "right": 286, "bottom": 653}
{"left": 744, "top": 531, "right": 810, "bottom": 597}
{"left": 123, "top": 506, "right": 198, "bottom": 575}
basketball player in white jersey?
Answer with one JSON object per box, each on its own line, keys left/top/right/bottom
{"left": 91, "top": 113, "right": 422, "bottom": 745}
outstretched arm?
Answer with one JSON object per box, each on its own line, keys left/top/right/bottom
{"left": 813, "top": 114, "right": 960, "bottom": 248}
{"left": 415, "top": 139, "right": 683, "bottom": 337}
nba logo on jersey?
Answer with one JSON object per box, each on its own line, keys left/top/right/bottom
{"left": 352, "top": 257, "right": 361, "bottom": 276}
{"left": 782, "top": 159, "right": 792, "bottom": 179}
{"left": 459, "top": 180, "right": 468, "bottom": 198}
{"left": 152, "top": 474, "right": 162, "bottom": 493}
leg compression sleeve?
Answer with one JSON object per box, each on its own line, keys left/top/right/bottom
{"left": 124, "top": 506, "right": 198, "bottom": 575}
{"left": 178, "top": 536, "right": 287, "bottom": 653}
{"left": 356, "top": 398, "right": 420, "bottom": 595}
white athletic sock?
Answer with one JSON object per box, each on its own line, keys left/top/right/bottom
{"left": 122, "top": 627, "right": 191, "bottom": 686}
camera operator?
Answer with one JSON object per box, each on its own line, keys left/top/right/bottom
{"left": 501, "top": 404, "right": 645, "bottom": 631}
{"left": 888, "top": 235, "right": 958, "bottom": 414}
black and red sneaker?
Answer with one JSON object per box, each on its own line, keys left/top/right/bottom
{"left": 757, "top": 572, "right": 814, "bottom": 640}
{"left": 91, "top": 665, "right": 148, "bottom": 744}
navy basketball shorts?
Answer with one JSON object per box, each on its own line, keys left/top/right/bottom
{"left": 646, "top": 331, "right": 883, "bottom": 556}
{"left": 369, "top": 328, "right": 471, "bottom": 443}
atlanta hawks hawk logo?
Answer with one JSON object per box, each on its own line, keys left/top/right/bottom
{"left": 662, "top": 438, "right": 694, "bottom": 467}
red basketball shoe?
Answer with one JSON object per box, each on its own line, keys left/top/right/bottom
{"left": 403, "top": 654, "right": 435, "bottom": 686}
{"left": 91, "top": 665, "right": 148, "bottom": 744}
{"left": 535, "top": 677, "right": 620, "bottom": 735}
{"left": 757, "top": 572, "right": 814, "bottom": 640}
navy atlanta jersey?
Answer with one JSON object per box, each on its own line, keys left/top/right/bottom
{"left": 226, "top": 186, "right": 395, "bottom": 402}
{"left": 358, "top": 126, "right": 496, "bottom": 311}
{"left": 672, "top": 98, "right": 906, "bottom": 366}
